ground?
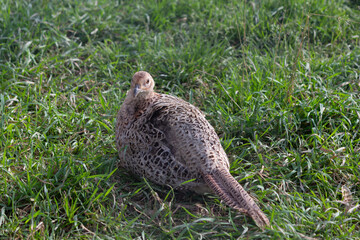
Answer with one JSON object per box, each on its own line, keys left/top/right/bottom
{"left": 0, "top": 0, "right": 359, "bottom": 239}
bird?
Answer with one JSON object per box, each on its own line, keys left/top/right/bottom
{"left": 115, "top": 71, "right": 270, "bottom": 229}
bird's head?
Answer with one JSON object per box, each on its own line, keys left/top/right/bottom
{"left": 130, "top": 71, "right": 155, "bottom": 97}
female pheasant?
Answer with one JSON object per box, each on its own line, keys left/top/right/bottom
{"left": 115, "top": 71, "right": 270, "bottom": 229}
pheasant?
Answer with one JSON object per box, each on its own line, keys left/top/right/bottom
{"left": 115, "top": 71, "right": 270, "bottom": 229}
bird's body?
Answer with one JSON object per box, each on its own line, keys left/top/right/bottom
{"left": 116, "top": 71, "right": 270, "bottom": 229}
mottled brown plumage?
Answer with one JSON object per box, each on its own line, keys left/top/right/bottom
{"left": 115, "top": 71, "right": 270, "bottom": 229}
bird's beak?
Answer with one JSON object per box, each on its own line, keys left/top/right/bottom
{"left": 134, "top": 84, "right": 140, "bottom": 96}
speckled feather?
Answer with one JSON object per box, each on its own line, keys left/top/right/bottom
{"left": 116, "top": 71, "right": 270, "bottom": 229}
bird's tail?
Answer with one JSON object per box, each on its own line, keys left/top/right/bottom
{"left": 202, "top": 168, "right": 270, "bottom": 229}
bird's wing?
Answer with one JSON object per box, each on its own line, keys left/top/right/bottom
{"left": 149, "top": 94, "right": 230, "bottom": 173}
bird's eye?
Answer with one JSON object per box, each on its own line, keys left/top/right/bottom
{"left": 145, "top": 79, "right": 150, "bottom": 85}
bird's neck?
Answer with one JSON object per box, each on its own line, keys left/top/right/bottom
{"left": 124, "top": 91, "right": 157, "bottom": 118}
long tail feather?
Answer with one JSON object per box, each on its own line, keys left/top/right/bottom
{"left": 202, "top": 168, "right": 270, "bottom": 229}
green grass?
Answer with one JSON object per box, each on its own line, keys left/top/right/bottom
{"left": 1, "top": 0, "right": 360, "bottom": 239}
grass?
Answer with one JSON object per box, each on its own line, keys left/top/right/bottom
{"left": 0, "top": 0, "right": 359, "bottom": 239}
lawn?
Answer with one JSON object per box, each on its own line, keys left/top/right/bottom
{"left": 1, "top": 0, "right": 360, "bottom": 239}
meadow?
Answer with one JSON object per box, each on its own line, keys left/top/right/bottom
{"left": 1, "top": 0, "right": 360, "bottom": 239}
